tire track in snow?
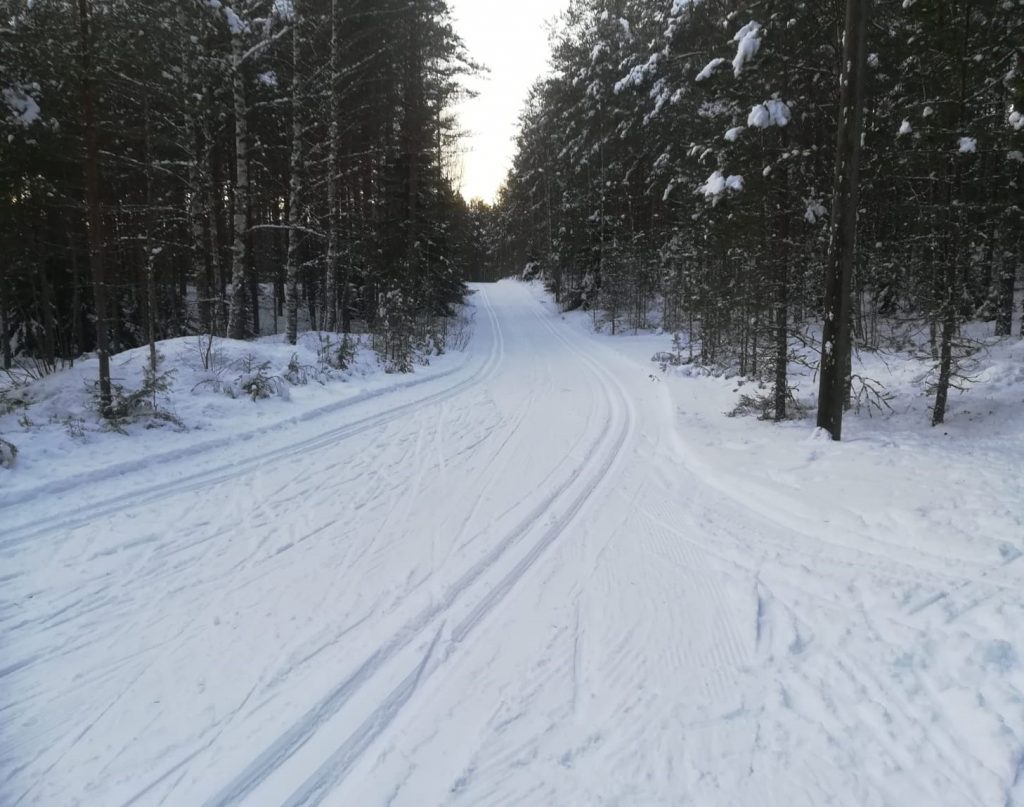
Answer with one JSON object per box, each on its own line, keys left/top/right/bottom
{"left": 194, "top": 285, "right": 634, "bottom": 807}
{"left": 0, "top": 291, "right": 504, "bottom": 553}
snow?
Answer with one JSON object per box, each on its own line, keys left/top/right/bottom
{"left": 724, "top": 125, "right": 745, "bottom": 142}
{"left": 697, "top": 169, "right": 743, "bottom": 201}
{"left": 804, "top": 198, "right": 827, "bottom": 223}
{"left": 748, "top": 99, "right": 790, "bottom": 128}
{"left": 958, "top": 136, "right": 977, "bottom": 154}
{"left": 695, "top": 57, "right": 726, "bottom": 82}
{"left": 2, "top": 282, "right": 1024, "bottom": 807}
{"left": 899, "top": 119, "right": 913, "bottom": 136}
{"left": 224, "top": 7, "right": 245, "bottom": 33}
{"left": 2, "top": 85, "right": 41, "bottom": 127}
{"left": 1010, "top": 110, "right": 1023, "bottom": 131}
{"left": 731, "top": 21, "right": 762, "bottom": 77}
{"left": 748, "top": 103, "right": 771, "bottom": 128}
{"left": 0, "top": 326, "right": 471, "bottom": 504}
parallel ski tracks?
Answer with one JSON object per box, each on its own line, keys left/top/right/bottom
{"left": 0, "top": 291, "right": 505, "bottom": 553}
{"left": 184, "top": 290, "right": 636, "bottom": 807}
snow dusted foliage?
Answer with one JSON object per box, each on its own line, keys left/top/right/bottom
{"left": 2, "top": 0, "right": 481, "bottom": 403}
{"left": 731, "top": 21, "right": 762, "bottom": 76}
{"left": 697, "top": 170, "right": 743, "bottom": 202}
{"left": 494, "top": 0, "right": 1024, "bottom": 425}
{"left": 747, "top": 99, "right": 790, "bottom": 128}
{"left": 695, "top": 57, "right": 726, "bottom": 82}
{"left": 1, "top": 85, "right": 41, "bottom": 127}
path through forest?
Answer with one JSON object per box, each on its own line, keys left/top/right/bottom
{"left": 2, "top": 281, "right": 1022, "bottom": 807}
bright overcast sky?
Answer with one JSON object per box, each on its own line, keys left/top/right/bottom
{"left": 449, "top": 0, "right": 569, "bottom": 204}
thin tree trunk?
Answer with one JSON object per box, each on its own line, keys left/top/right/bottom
{"left": 816, "top": 0, "right": 869, "bottom": 440}
{"left": 144, "top": 97, "right": 158, "bottom": 376}
{"left": 205, "top": 128, "right": 225, "bottom": 335}
{"left": 0, "top": 261, "right": 10, "bottom": 370}
{"left": 774, "top": 218, "right": 790, "bottom": 422}
{"left": 227, "top": 31, "right": 249, "bottom": 340}
{"left": 35, "top": 257, "right": 58, "bottom": 372}
{"left": 285, "top": 6, "right": 302, "bottom": 345}
{"left": 324, "top": 0, "right": 341, "bottom": 332}
{"left": 931, "top": 4, "right": 970, "bottom": 427}
{"left": 69, "top": 231, "right": 83, "bottom": 360}
{"left": 77, "top": 0, "right": 112, "bottom": 411}
{"left": 994, "top": 248, "right": 1016, "bottom": 336}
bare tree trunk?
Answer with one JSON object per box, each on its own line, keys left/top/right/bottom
{"left": 0, "top": 261, "right": 10, "bottom": 370}
{"left": 35, "top": 256, "right": 57, "bottom": 372}
{"left": 69, "top": 232, "right": 83, "bottom": 360}
{"left": 994, "top": 248, "right": 1016, "bottom": 336}
{"left": 931, "top": 4, "right": 970, "bottom": 427}
{"left": 205, "top": 125, "right": 225, "bottom": 335}
{"left": 77, "top": 0, "right": 112, "bottom": 411}
{"left": 341, "top": 188, "right": 354, "bottom": 333}
{"left": 285, "top": 6, "right": 303, "bottom": 345}
{"left": 816, "top": 0, "right": 869, "bottom": 440}
{"left": 144, "top": 97, "right": 159, "bottom": 376}
{"left": 227, "top": 31, "right": 249, "bottom": 340}
{"left": 323, "top": 0, "right": 341, "bottom": 332}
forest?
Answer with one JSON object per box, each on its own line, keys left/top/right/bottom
{"left": 492, "top": 0, "right": 1023, "bottom": 427}
{"left": 2, "top": 0, "right": 1022, "bottom": 435}
{"left": 1, "top": 0, "right": 490, "bottom": 409}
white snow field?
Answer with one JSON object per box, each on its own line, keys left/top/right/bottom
{"left": 3, "top": 280, "right": 1024, "bottom": 807}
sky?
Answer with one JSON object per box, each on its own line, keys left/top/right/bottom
{"left": 449, "top": 0, "right": 570, "bottom": 204}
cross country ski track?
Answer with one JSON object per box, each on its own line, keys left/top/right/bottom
{"left": 0, "top": 291, "right": 506, "bottom": 549}
{"left": 3, "top": 280, "right": 1022, "bottom": 807}
{"left": 190, "top": 295, "right": 635, "bottom": 807}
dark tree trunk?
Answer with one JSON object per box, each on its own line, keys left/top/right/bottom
{"left": 816, "top": 0, "right": 869, "bottom": 440}
{"left": 77, "top": 0, "right": 112, "bottom": 411}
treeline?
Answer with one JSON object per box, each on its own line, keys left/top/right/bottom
{"left": 494, "top": 0, "right": 1023, "bottom": 425}
{"left": 1, "top": 0, "right": 483, "bottom": 406}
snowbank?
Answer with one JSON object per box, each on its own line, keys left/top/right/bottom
{"left": 0, "top": 330, "right": 470, "bottom": 502}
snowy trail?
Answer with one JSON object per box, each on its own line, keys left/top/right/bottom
{"left": 3, "top": 281, "right": 1023, "bottom": 807}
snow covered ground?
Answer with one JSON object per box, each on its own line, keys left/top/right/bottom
{"left": 2, "top": 281, "right": 1023, "bottom": 806}
{"left": 0, "top": 327, "right": 469, "bottom": 504}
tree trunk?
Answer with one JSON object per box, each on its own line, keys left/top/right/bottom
{"left": 323, "top": 0, "right": 341, "bottom": 332}
{"left": 285, "top": 6, "right": 303, "bottom": 345}
{"left": 0, "top": 260, "right": 11, "bottom": 370}
{"left": 227, "top": 32, "right": 249, "bottom": 340}
{"left": 205, "top": 127, "right": 226, "bottom": 335}
{"left": 931, "top": 4, "right": 971, "bottom": 427}
{"left": 994, "top": 249, "right": 1016, "bottom": 336}
{"left": 144, "top": 99, "right": 159, "bottom": 376}
{"left": 69, "top": 232, "right": 83, "bottom": 359}
{"left": 816, "top": 0, "right": 869, "bottom": 440}
{"left": 77, "top": 0, "right": 112, "bottom": 411}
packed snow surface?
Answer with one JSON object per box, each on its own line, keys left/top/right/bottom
{"left": 2, "top": 281, "right": 1024, "bottom": 807}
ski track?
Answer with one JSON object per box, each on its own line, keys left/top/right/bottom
{"left": 195, "top": 285, "right": 635, "bottom": 807}
{"left": 0, "top": 291, "right": 503, "bottom": 551}
{"left": 2, "top": 281, "right": 1021, "bottom": 807}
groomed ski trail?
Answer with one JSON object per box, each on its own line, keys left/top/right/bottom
{"left": 3, "top": 281, "right": 1021, "bottom": 807}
